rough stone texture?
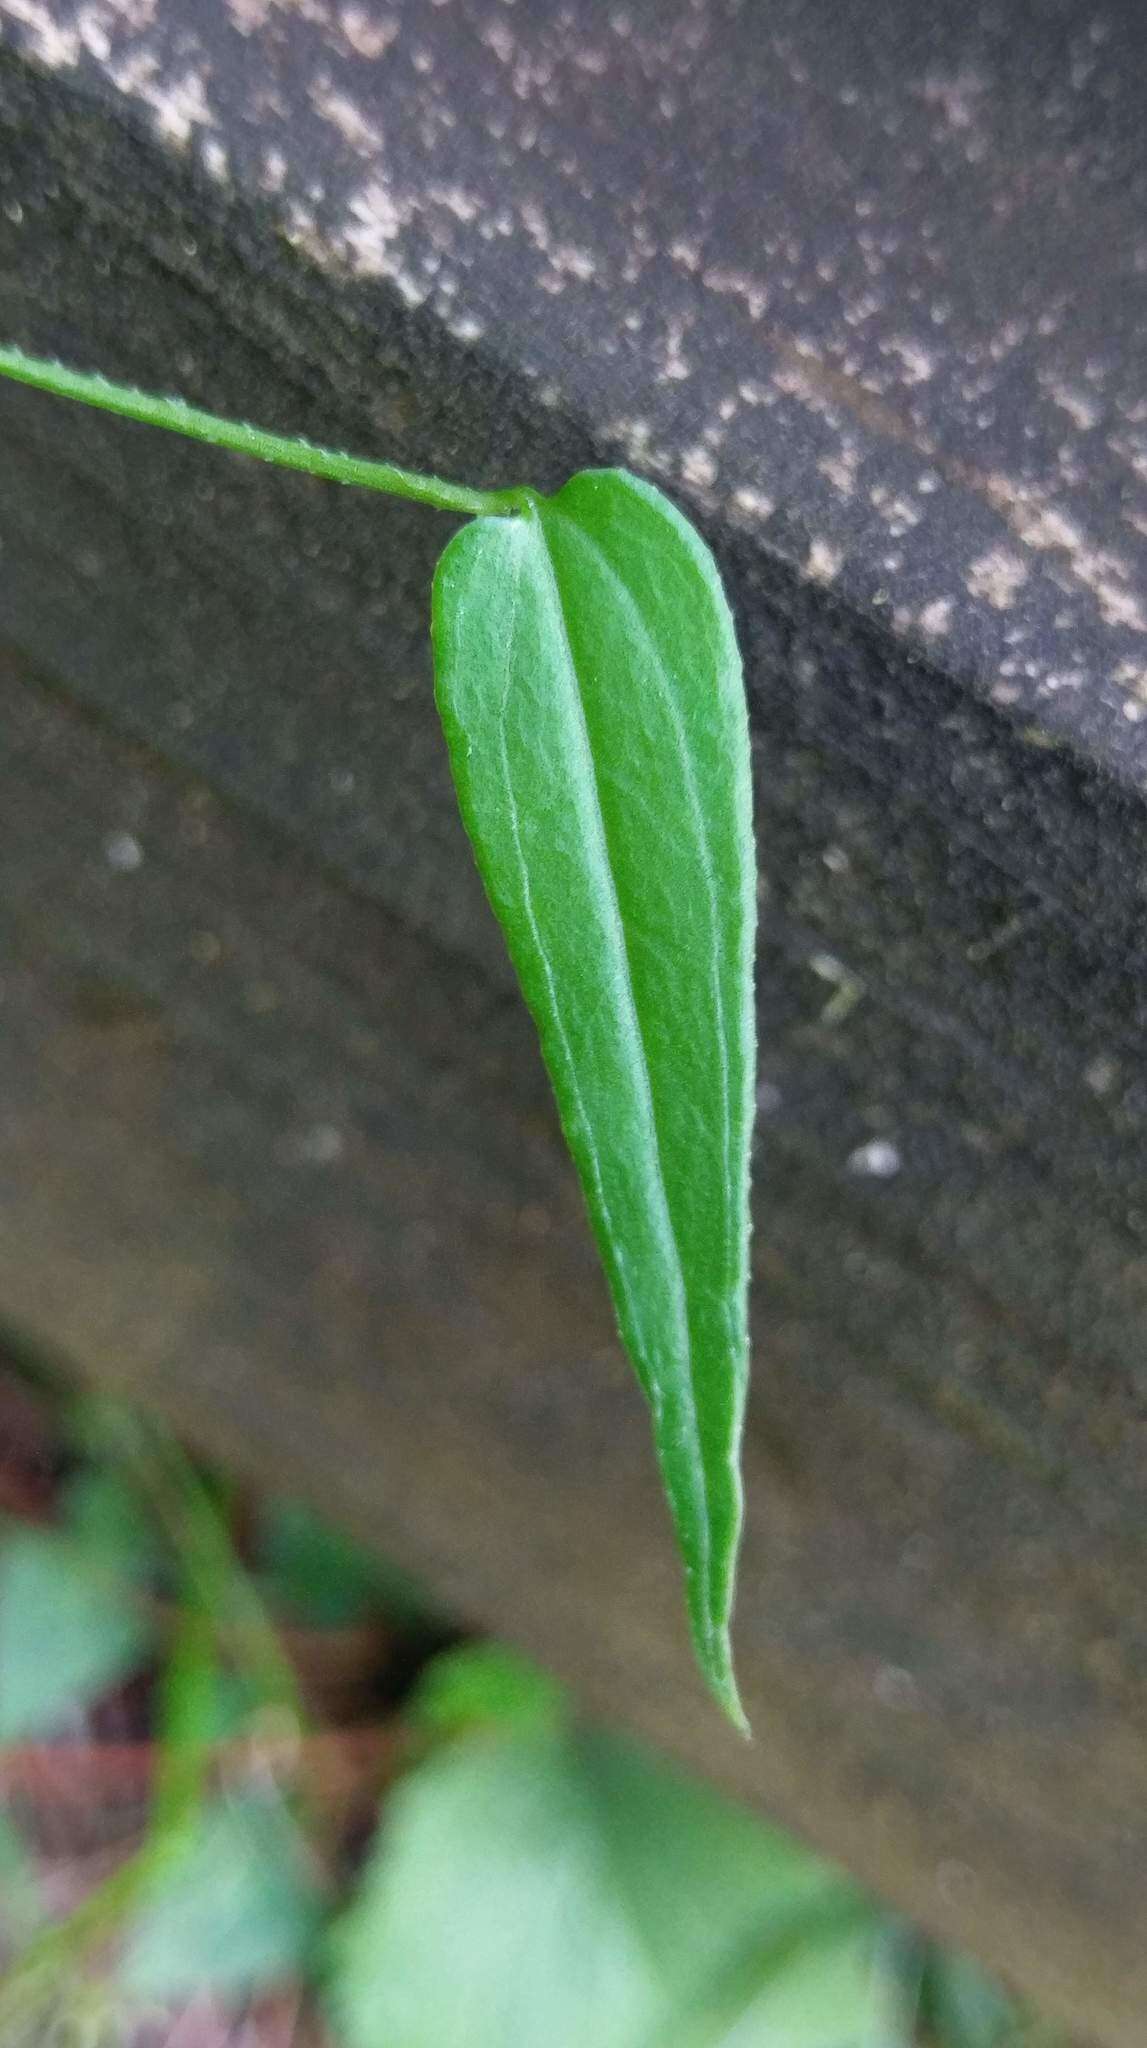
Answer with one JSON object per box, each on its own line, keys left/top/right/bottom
{"left": 0, "top": 0, "right": 1146, "bottom": 2038}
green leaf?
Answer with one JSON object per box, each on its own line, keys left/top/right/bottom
{"left": 923, "top": 1949, "right": 1025, "bottom": 2048}
{"left": 0, "top": 1525, "right": 151, "bottom": 1740}
{"left": 666, "top": 1920, "right": 916, "bottom": 2048}
{"left": 119, "top": 1792, "right": 323, "bottom": 2002}
{"left": 326, "top": 1721, "right": 890, "bottom": 2048}
{"left": 59, "top": 1466, "right": 166, "bottom": 1587}
{"left": 574, "top": 1732, "right": 906, "bottom": 2048}
{"left": 432, "top": 471, "right": 755, "bottom": 1721}
{"left": 257, "top": 1497, "right": 393, "bottom": 1628}
{"left": 410, "top": 1642, "right": 568, "bottom": 1740}
{"left": 328, "top": 1731, "right": 657, "bottom": 2048}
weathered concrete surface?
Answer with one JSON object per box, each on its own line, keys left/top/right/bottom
{"left": 1, "top": 644, "right": 1139, "bottom": 2046}
{"left": 7, "top": 0, "right": 1147, "bottom": 763}
{"left": 0, "top": 0, "right": 1146, "bottom": 2037}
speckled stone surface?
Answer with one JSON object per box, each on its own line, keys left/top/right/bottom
{"left": 3, "top": 4, "right": 1147, "bottom": 2035}
{"left": 6, "top": 0, "right": 1147, "bottom": 753}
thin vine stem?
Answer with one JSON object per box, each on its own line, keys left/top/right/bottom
{"left": 0, "top": 345, "right": 529, "bottom": 518}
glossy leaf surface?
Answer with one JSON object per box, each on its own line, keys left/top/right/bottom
{"left": 432, "top": 470, "right": 755, "bottom": 1719}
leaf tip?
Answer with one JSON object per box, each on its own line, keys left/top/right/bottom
{"left": 704, "top": 1632, "right": 751, "bottom": 1739}
{"left": 721, "top": 1690, "right": 752, "bottom": 1742}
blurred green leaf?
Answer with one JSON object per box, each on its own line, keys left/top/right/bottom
{"left": 258, "top": 1498, "right": 427, "bottom": 1629}
{"left": 923, "top": 1949, "right": 1025, "bottom": 2048}
{"left": 577, "top": 1732, "right": 911, "bottom": 2048}
{"left": 328, "top": 1731, "right": 659, "bottom": 2048}
{"left": 0, "top": 1526, "right": 150, "bottom": 1740}
{"left": 120, "top": 1792, "right": 323, "bottom": 2002}
{"left": 327, "top": 1711, "right": 900, "bottom": 2048}
{"left": 665, "top": 1920, "right": 915, "bottom": 2048}
{"left": 411, "top": 1643, "right": 567, "bottom": 1740}
{"left": 59, "top": 1467, "right": 166, "bottom": 1587}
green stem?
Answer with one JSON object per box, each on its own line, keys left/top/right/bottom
{"left": 90, "top": 1403, "right": 304, "bottom": 1734}
{"left": 0, "top": 345, "right": 528, "bottom": 518}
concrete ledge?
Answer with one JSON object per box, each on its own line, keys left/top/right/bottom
{"left": 2, "top": 4, "right": 1146, "bottom": 2036}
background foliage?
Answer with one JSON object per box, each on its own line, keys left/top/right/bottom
{"left": 0, "top": 1368, "right": 1044, "bottom": 2047}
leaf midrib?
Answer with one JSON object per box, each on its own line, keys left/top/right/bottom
{"left": 526, "top": 503, "right": 715, "bottom": 1644}
{"left": 543, "top": 507, "right": 743, "bottom": 1350}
